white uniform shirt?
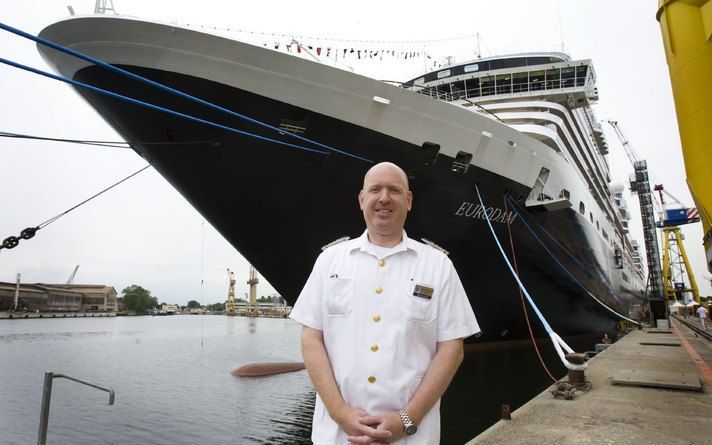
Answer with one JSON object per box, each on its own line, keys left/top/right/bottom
{"left": 290, "top": 231, "right": 480, "bottom": 445}
{"left": 697, "top": 306, "right": 708, "bottom": 319}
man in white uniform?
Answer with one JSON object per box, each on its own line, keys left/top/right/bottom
{"left": 290, "top": 162, "right": 480, "bottom": 444}
{"left": 697, "top": 304, "right": 708, "bottom": 331}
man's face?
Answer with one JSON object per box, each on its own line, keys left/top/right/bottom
{"left": 358, "top": 163, "right": 413, "bottom": 238}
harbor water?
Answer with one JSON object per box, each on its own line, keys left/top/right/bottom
{"left": 0, "top": 316, "right": 593, "bottom": 444}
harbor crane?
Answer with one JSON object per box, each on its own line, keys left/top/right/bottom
{"left": 65, "top": 265, "right": 80, "bottom": 285}
{"left": 653, "top": 184, "right": 701, "bottom": 304}
{"left": 247, "top": 266, "right": 259, "bottom": 314}
{"left": 607, "top": 121, "right": 663, "bottom": 299}
{"left": 225, "top": 269, "right": 236, "bottom": 316}
{"left": 608, "top": 120, "right": 701, "bottom": 309}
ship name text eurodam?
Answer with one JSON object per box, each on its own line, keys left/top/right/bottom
{"left": 454, "top": 202, "right": 518, "bottom": 224}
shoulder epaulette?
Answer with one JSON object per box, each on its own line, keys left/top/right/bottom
{"left": 421, "top": 238, "right": 449, "bottom": 256}
{"left": 321, "top": 236, "right": 350, "bottom": 251}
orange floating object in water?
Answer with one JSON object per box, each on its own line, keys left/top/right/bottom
{"left": 231, "top": 362, "right": 306, "bottom": 377}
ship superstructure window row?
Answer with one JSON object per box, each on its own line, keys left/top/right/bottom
{"left": 410, "top": 64, "right": 592, "bottom": 102}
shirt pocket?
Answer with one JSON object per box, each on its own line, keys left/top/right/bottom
{"left": 400, "top": 282, "right": 435, "bottom": 324}
{"left": 323, "top": 278, "right": 354, "bottom": 317}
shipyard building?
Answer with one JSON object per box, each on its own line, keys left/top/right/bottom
{"left": 0, "top": 282, "right": 117, "bottom": 313}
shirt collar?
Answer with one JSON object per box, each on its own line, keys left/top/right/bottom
{"left": 350, "top": 230, "right": 420, "bottom": 257}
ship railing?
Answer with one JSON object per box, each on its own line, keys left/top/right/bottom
{"left": 37, "top": 372, "right": 115, "bottom": 445}
{"left": 399, "top": 76, "right": 591, "bottom": 104}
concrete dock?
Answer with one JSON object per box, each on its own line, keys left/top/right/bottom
{"left": 466, "top": 318, "right": 712, "bottom": 445}
{"left": 0, "top": 311, "right": 116, "bottom": 319}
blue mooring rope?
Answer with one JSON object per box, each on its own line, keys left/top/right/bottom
{"left": 0, "top": 21, "right": 373, "bottom": 164}
{"left": 0, "top": 56, "right": 332, "bottom": 157}
{"left": 474, "top": 184, "right": 554, "bottom": 334}
{"left": 504, "top": 194, "right": 626, "bottom": 301}
{"left": 503, "top": 194, "right": 595, "bottom": 296}
{"left": 504, "top": 194, "right": 642, "bottom": 325}
{"left": 507, "top": 194, "right": 632, "bottom": 300}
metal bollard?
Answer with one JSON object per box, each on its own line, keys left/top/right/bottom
{"left": 37, "top": 372, "right": 115, "bottom": 445}
{"left": 500, "top": 404, "right": 511, "bottom": 420}
{"left": 565, "top": 353, "right": 587, "bottom": 388}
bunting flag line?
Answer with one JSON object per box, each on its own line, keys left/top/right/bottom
{"left": 177, "top": 22, "right": 477, "bottom": 45}
{"left": 260, "top": 39, "right": 441, "bottom": 65}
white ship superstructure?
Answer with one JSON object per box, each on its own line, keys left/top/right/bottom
{"left": 404, "top": 53, "right": 645, "bottom": 291}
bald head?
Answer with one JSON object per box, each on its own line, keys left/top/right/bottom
{"left": 358, "top": 162, "right": 413, "bottom": 247}
{"left": 362, "top": 162, "right": 409, "bottom": 192}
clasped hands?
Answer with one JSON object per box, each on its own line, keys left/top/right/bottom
{"left": 336, "top": 405, "right": 405, "bottom": 444}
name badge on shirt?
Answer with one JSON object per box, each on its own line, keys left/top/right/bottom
{"left": 413, "top": 284, "right": 434, "bottom": 300}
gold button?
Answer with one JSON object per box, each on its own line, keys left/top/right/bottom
{"left": 375, "top": 287, "right": 383, "bottom": 294}
{"left": 371, "top": 344, "right": 379, "bottom": 352}
{"left": 378, "top": 259, "right": 385, "bottom": 267}
{"left": 373, "top": 314, "right": 381, "bottom": 322}
{"left": 368, "top": 376, "right": 376, "bottom": 383}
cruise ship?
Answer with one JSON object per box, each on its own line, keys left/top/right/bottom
{"left": 36, "top": 15, "right": 645, "bottom": 343}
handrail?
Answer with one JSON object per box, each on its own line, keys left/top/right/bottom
{"left": 399, "top": 72, "right": 591, "bottom": 107}
{"left": 37, "top": 372, "right": 115, "bottom": 445}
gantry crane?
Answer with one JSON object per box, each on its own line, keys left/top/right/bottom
{"left": 247, "top": 266, "right": 259, "bottom": 315}
{"left": 653, "top": 184, "right": 701, "bottom": 304}
{"left": 225, "top": 269, "right": 236, "bottom": 316}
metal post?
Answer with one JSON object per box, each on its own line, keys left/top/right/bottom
{"left": 36, "top": 372, "right": 115, "bottom": 445}
{"left": 37, "top": 372, "right": 53, "bottom": 445}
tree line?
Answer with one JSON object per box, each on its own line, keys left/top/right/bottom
{"left": 119, "top": 285, "right": 285, "bottom": 314}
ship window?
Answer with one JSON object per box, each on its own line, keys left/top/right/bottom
{"left": 622, "top": 272, "right": 629, "bottom": 283}
{"left": 596, "top": 220, "right": 600, "bottom": 230}
{"left": 464, "top": 64, "right": 479, "bottom": 73}
{"left": 579, "top": 201, "right": 585, "bottom": 215}
{"left": 561, "top": 67, "right": 575, "bottom": 88}
{"left": 602, "top": 230, "right": 609, "bottom": 241}
{"left": 496, "top": 74, "right": 512, "bottom": 94}
{"left": 545, "top": 68, "right": 560, "bottom": 89}
{"left": 512, "top": 71, "right": 529, "bottom": 93}
{"left": 437, "top": 70, "right": 451, "bottom": 79}
{"left": 436, "top": 83, "right": 451, "bottom": 100}
{"left": 465, "top": 78, "right": 480, "bottom": 98}
{"left": 576, "top": 66, "right": 588, "bottom": 86}
{"left": 589, "top": 212, "right": 593, "bottom": 223}
{"left": 413, "top": 77, "right": 424, "bottom": 86}
{"left": 529, "top": 70, "right": 544, "bottom": 91}
{"left": 451, "top": 80, "right": 466, "bottom": 100}
{"left": 481, "top": 76, "right": 495, "bottom": 96}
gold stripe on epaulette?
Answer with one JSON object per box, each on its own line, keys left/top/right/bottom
{"left": 421, "top": 238, "right": 449, "bottom": 256}
{"left": 321, "top": 236, "right": 350, "bottom": 251}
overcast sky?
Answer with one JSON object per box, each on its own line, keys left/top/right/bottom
{"left": 1, "top": 0, "right": 710, "bottom": 305}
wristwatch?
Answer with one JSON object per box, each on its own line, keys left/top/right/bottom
{"left": 399, "top": 409, "right": 417, "bottom": 436}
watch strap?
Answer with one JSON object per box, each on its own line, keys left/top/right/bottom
{"left": 399, "top": 409, "right": 417, "bottom": 435}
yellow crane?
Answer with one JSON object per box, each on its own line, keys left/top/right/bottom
{"left": 657, "top": 1, "right": 712, "bottom": 273}
{"left": 654, "top": 184, "right": 701, "bottom": 304}
{"left": 247, "top": 266, "right": 259, "bottom": 315}
{"left": 225, "top": 269, "right": 236, "bottom": 316}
